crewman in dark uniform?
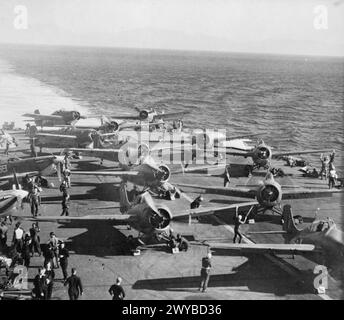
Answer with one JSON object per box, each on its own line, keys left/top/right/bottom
{"left": 233, "top": 214, "right": 246, "bottom": 243}
{"left": 0, "top": 220, "right": 8, "bottom": 250}
{"left": 176, "top": 234, "right": 189, "bottom": 252}
{"left": 30, "top": 183, "right": 40, "bottom": 217}
{"left": 33, "top": 268, "right": 47, "bottom": 300}
{"left": 199, "top": 252, "right": 212, "bottom": 292}
{"left": 22, "top": 233, "right": 32, "bottom": 268}
{"left": 109, "top": 277, "right": 126, "bottom": 300}
{"left": 61, "top": 191, "right": 70, "bottom": 216}
{"left": 4, "top": 140, "right": 10, "bottom": 155}
{"left": 64, "top": 268, "right": 83, "bottom": 300}
{"left": 59, "top": 242, "right": 69, "bottom": 281}
{"left": 43, "top": 245, "right": 54, "bottom": 268}
{"left": 30, "top": 138, "right": 37, "bottom": 157}
{"left": 190, "top": 195, "right": 203, "bottom": 209}
{"left": 59, "top": 180, "right": 67, "bottom": 194}
{"left": 29, "top": 222, "right": 41, "bottom": 256}
{"left": 45, "top": 262, "right": 55, "bottom": 300}
{"left": 223, "top": 164, "right": 231, "bottom": 187}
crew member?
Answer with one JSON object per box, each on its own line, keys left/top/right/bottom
{"left": 43, "top": 245, "right": 54, "bottom": 268}
{"left": 29, "top": 222, "right": 42, "bottom": 257}
{"left": 176, "top": 234, "right": 189, "bottom": 252}
{"left": 25, "top": 123, "right": 31, "bottom": 135}
{"left": 22, "top": 233, "right": 32, "bottom": 268}
{"left": 4, "top": 140, "right": 10, "bottom": 155}
{"left": 64, "top": 153, "right": 71, "bottom": 170}
{"left": 63, "top": 168, "right": 71, "bottom": 188}
{"left": 30, "top": 138, "right": 37, "bottom": 158}
{"left": 199, "top": 252, "right": 212, "bottom": 293}
{"left": 64, "top": 268, "right": 83, "bottom": 300}
{"left": 30, "top": 183, "right": 40, "bottom": 217}
{"left": 45, "top": 261, "right": 55, "bottom": 300}
{"left": 12, "top": 222, "right": 24, "bottom": 253}
{"left": 190, "top": 195, "right": 203, "bottom": 209}
{"left": 0, "top": 220, "right": 8, "bottom": 250}
{"left": 33, "top": 268, "right": 47, "bottom": 300}
{"left": 59, "top": 242, "right": 69, "bottom": 281}
{"left": 223, "top": 164, "right": 231, "bottom": 187}
{"left": 48, "top": 232, "right": 60, "bottom": 268}
{"left": 233, "top": 213, "right": 247, "bottom": 243}
{"left": 61, "top": 191, "right": 70, "bottom": 216}
{"left": 329, "top": 150, "right": 336, "bottom": 171}
{"left": 319, "top": 154, "right": 329, "bottom": 180}
{"left": 328, "top": 167, "right": 337, "bottom": 189}
{"left": 109, "top": 277, "right": 126, "bottom": 300}
{"left": 168, "top": 233, "right": 177, "bottom": 251}
{"left": 286, "top": 156, "right": 295, "bottom": 167}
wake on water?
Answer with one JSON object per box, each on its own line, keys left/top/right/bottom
{"left": 0, "top": 58, "right": 90, "bottom": 129}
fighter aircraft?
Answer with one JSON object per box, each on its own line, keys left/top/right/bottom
{"left": 71, "top": 154, "right": 182, "bottom": 195}
{"left": 176, "top": 172, "right": 343, "bottom": 216}
{"left": 113, "top": 107, "right": 190, "bottom": 123}
{"left": 281, "top": 204, "right": 344, "bottom": 258}
{"left": 30, "top": 181, "right": 257, "bottom": 243}
{"left": 25, "top": 123, "right": 120, "bottom": 153}
{"left": 0, "top": 155, "right": 64, "bottom": 187}
{"left": 22, "top": 109, "right": 85, "bottom": 128}
{"left": 224, "top": 139, "right": 332, "bottom": 171}
{"left": 206, "top": 204, "right": 344, "bottom": 258}
{"left": 70, "top": 143, "right": 224, "bottom": 198}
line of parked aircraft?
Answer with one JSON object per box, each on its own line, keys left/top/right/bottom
{"left": 0, "top": 107, "right": 342, "bottom": 275}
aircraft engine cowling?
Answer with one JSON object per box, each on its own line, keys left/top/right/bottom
{"left": 256, "top": 182, "right": 282, "bottom": 207}
{"left": 157, "top": 164, "right": 171, "bottom": 183}
{"left": 109, "top": 121, "right": 120, "bottom": 132}
{"left": 149, "top": 205, "right": 173, "bottom": 233}
{"left": 252, "top": 145, "right": 272, "bottom": 166}
{"left": 71, "top": 111, "right": 81, "bottom": 121}
{"left": 139, "top": 110, "right": 150, "bottom": 121}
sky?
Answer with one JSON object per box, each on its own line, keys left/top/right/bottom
{"left": 0, "top": 0, "right": 343, "bottom": 56}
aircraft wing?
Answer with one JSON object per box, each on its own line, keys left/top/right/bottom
{"left": 206, "top": 242, "right": 316, "bottom": 254}
{"left": 173, "top": 201, "right": 258, "bottom": 219}
{"left": 68, "top": 148, "right": 121, "bottom": 162}
{"left": 35, "top": 133, "right": 78, "bottom": 140}
{"left": 22, "top": 113, "right": 63, "bottom": 121}
{"left": 72, "top": 170, "right": 139, "bottom": 177}
{"left": 18, "top": 214, "right": 131, "bottom": 222}
{"left": 281, "top": 188, "right": 343, "bottom": 200}
{"left": 111, "top": 115, "right": 141, "bottom": 120}
{"left": 171, "top": 164, "right": 223, "bottom": 174}
{"left": 175, "top": 183, "right": 257, "bottom": 198}
{"left": 119, "top": 121, "right": 166, "bottom": 130}
{"left": 272, "top": 149, "right": 332, "bottom": 158}
{"left": 0, "top": 171, "right": 39, "bottom": 181}
{"left": 224, "top": 149, "right": 254, "bottom": 157}
{"left": 153, "top": 111, "right": 190, "bottom": 121}
{"left": 226, "top": 133, "right": 262, "bottom": 141}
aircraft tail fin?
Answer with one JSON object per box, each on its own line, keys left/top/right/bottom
{"left": 119, "top": 182, "right": 131, "bottom": 213}
{"left": 282, "top": 204, "right": 299, "bottom": 234}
